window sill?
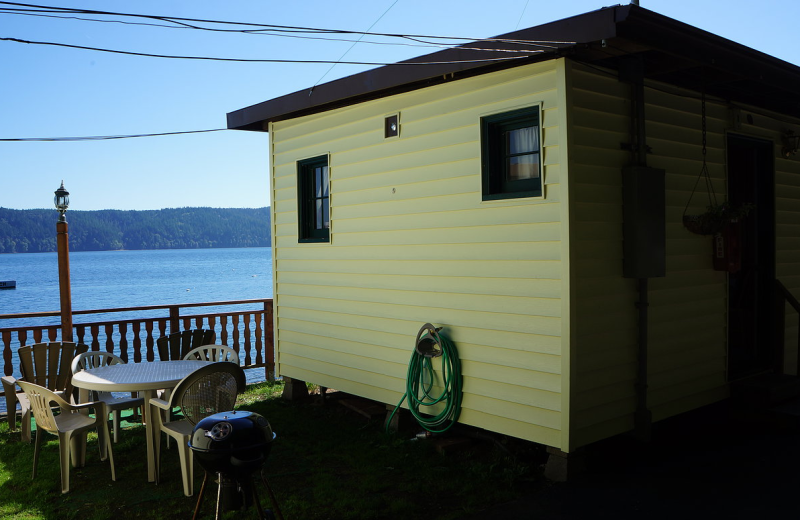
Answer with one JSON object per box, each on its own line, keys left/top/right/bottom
{"left": 482, "top": 190, "right": 542, "bottom": 202}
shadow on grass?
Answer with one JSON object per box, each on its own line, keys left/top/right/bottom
{"left": 0, "top": 382, "right": 548, "bottom": 520}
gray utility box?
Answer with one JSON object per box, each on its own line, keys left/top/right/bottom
{"left": 622, "top": 166, "right": 666, "bottom": 279}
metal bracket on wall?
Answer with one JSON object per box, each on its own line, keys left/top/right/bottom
{"left": 620, "top": 142, "right": 652, "bottom": 154}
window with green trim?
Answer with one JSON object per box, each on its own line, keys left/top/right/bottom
{"left": 481, "top": 106, "right": 542, "bottom": 200}
{"left": 297, "top": 155, "right": 329, "bottom": 242}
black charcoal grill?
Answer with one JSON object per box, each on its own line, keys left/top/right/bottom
{"left": 189, "top": 410, "right": 281, "bottom": 520}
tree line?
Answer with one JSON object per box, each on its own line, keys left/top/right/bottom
{"left": 0, "top": 207, "right": 271, "bottom": 253}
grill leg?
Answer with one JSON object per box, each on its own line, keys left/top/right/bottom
{"left": 252, "top": 480, "right": 267, "bottom": 519}
{"left": 215, "top": 473, "right": 224, "bottom": 520}
{"left": 260, "top": 470, "right": 284, "bottom": 520}
{"left": 192, "top": 471, "right": 209, "bottom": 520}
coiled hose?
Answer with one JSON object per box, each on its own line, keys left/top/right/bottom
{"left": 386, "top": 324, "right": 463, "bottom": 434}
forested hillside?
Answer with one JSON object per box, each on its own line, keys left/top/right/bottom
{"left": 0, "top": 207, "right": 271, "bottom": 253}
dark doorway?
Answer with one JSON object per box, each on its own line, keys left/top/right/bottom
{"left": 727, "top": 134, "right": 775, "bottom": 380}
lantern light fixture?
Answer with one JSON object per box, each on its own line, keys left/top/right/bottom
{"left": 782, "top": 130, "right": 800, "bottom": 158}
{"left": 54, "top": 181, "right": 70, "bottom": 222}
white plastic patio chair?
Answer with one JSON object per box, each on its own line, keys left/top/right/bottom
{"left": 149, "top": 362, "right": 246, "bottom": 496}
{"left": 1, "top": 341, "right": 88, "bottom": 443}
{"left": 71, "top": 351, "right": 145, "bottom": 443}
{"left": 18, "top": 380, "right": 116, "bottom": 494}
{"left": 182, "top": 345, "right": 240, "bottom": 364}
{"left": 158, "top": 345, "right": 237, "bottom": 446}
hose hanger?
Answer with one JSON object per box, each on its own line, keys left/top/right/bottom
{"left": 387, "top": 323, "right": 463, "bottom": 434}
{"left": 415, "top": 323, "right": 443, "bottom": 358}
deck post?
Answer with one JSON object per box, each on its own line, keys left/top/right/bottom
{"left": 56, "top": 220, "right": 73, "bottom": 342}
{"left": 169, "top": 306, "right": 180, "bottom": 335}
{"left": 265, "top": 300, "right": 275, "bottom": 382}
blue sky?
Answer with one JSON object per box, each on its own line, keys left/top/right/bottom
{"left": 2, "top": 0, "right": 798, "bottom": 211}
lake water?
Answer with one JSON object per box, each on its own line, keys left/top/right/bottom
{"left": 0, "top": 247, "right": 274, "bottom": 413}
{"left": 0, "top": 247, "right": 273, "bottom": 317}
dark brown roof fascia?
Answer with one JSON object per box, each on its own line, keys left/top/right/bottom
{"left": 615, "top": 7, "right": 800, "bottom": 92}
{"left": 611, "top": 6, "right": 800, "bottom": 118}
{"left": 227, "top": 4, "right": 800, "bottom": 130}
{"left": 226, "top": 7, "right": 620, "bottom": 131}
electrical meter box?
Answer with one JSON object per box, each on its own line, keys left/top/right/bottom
{"left": 622, "top": 166, "right": 666, "bottom": 278}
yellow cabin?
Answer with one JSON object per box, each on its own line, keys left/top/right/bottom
{"left": 228, "top": 5, "right": 800, "bottom": 468}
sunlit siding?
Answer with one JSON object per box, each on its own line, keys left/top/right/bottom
{"left": 568, "top": 63, "right": 730, "bottom": 448}
{"left": 269, "top": 60, "right": 568, "bottom": 447}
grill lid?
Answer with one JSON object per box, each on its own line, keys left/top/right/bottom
{"left": 189, "top": 410, "right": 274, "bottom": 454}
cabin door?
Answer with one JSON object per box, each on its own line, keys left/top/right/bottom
{"left": 726, "top": 134, "right": 775, "bottom": 380}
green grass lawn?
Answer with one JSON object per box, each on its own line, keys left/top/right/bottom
{"left": 0, "top": 382, "right": 548, "bottom": 519}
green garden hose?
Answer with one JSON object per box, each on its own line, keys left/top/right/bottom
{"left": 386, "top": 324, "right": 463, "bottom": 434}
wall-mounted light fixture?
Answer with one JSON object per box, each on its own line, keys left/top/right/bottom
{"left": 782, "top": 130, "right": 800, "bottom": 158}
{"left": 384, "top": 114, "right": 399, "bottom": 139}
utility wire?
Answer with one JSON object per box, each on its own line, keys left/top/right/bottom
{"left": 0, "top": 2, "right": 571, "bottom": 48}
{"left": 313, "top": 0, "right": 401, "bottom": 88}
{"left": 0, "top": 129, "right": 227, "bottom": 142}
{"left": 1, "top": 37, "right": 536, "bottom": 64}
{"left": 0, "top": 11, "right": 552, "bottom": 53}
{"left": 515, "top": 0, "right": 530, "bottom": 30}
{"left": 0, "top": 10, "right": 531, "bottom": 53}
{"left": 0, "top": 3, "right": 573, "bottom": 143}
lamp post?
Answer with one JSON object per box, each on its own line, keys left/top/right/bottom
{"left": 54, "top": 181, "right": 73, "bottom": 342}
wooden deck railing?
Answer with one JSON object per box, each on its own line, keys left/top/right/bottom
{"left": 776, "top": 280, "right": 800, "bottom": 375}
{"left": 1, "top": 299, "right": 274, "bottom": 382}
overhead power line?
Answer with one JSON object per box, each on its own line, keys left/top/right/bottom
{"left": 0, "top": 11, "right": 517, "bottom": 53}
{"left": 0, "top": 2, "right": 578, "bottom": 143}
{"left": 515, "top": 0, "right": 531, "bottom": 30}
{"left": 1, "top": 37, "right": 536, "bottom": 65}
{"left": 0, "top": 129, "right": 228, "bottom": 142}
{"left": 313, "top": 0, "right": 402, "bottom": 87}
{"left": 0, "top": 1, "right": 572, "bottom": 49}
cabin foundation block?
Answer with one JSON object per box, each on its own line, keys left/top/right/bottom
{"left": 281, "top": 377, "right": 309, "bottom": 401}
{"left": 384, "top": 404, "right": 407, "bottom": 433}
{"left": 316, "top": 386, "right": 328, "bottom": 405}
{"left": 544, "top": 446, "right": 585, "bottom": 482}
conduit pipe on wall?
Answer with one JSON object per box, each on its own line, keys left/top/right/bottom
{"left": 632, "top": 58, "right": 652, "bottom": 443}
{"left": 619, "top": 56, "right": 666, "bottom": 442}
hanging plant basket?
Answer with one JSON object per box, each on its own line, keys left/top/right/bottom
{"left": 683, "top": 202, "right": 754, "bottom": 236}
{"left": 682, "top": 213, "right": 722, "bottom": 235}
{"left": 682, "top": 94, "right": 755, "bottom": 236}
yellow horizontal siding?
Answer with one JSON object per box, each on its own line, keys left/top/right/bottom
{"left": 650, "top": 386, "right": 729, "bottom": 423}
{"left": 278, "top": 295, "right": 562, "bottom": 354}
{"left": 278, "top": 271, "right": 561, "bottom": 302}
{"left": 270, "top": 60, "right": 568, "bottom": 449}
{"left": 333, "top": 188, "right": 563, "bottom": 222}
{"left": 280, "top": 287, "right": 563, "bottom": 336}
{"left": 457, "top": 408, "right": 561, "bottom": 446}
{"left": 325, "top": 222, "right": 562, "bottom": 247}
{"left": 567, "top": 63, "right": 730, "bottom": 449}
{"left": 278, "top": 366, "right": 558, "bottom": 447}
{"left": 571, "top": 416, "right": 634, "bottom": 449}
{"left": 279, "top": 363, "right": 403, "bottom": 405}
{"left": 775, "top": 118, "right": 800, "bottom": 375}
{"left": 277, "top": 259, "right": 561, "bottom": 280}
{"left": 274, "top": 242, "right": 562, "bottom": 262}
{"left": 464, "top": 377, "right": 561, "bottom": 412}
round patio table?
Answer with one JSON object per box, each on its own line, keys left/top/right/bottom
{"left": 72, "top": 360, "right": 211, "bottom": 482}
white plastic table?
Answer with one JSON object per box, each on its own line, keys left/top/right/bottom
{"left": 72, "top": 360, "right": 211, "bottom": 482}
